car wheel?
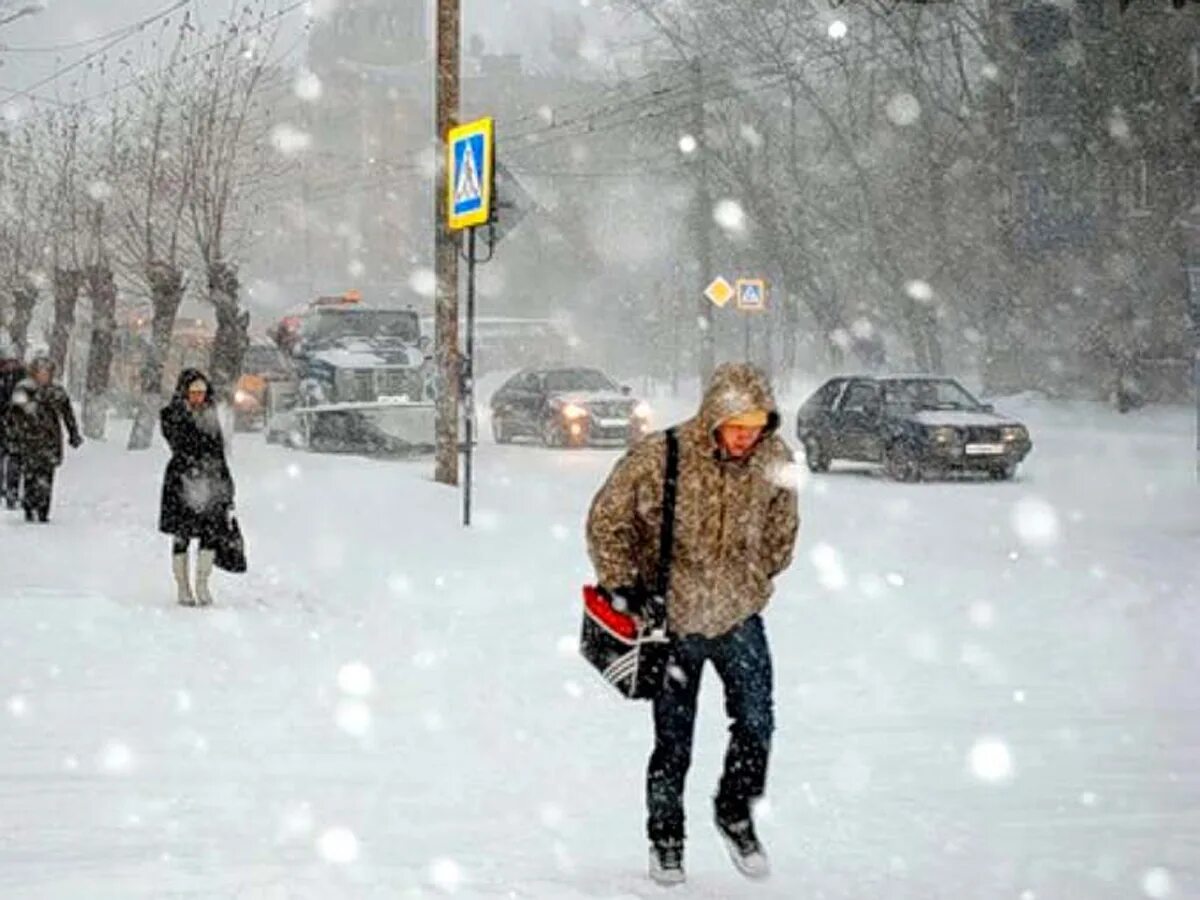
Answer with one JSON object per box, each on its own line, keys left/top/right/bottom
{"left": 803, "top": 435, "right": 831, "bottom": 473}
{"left": 885, "top": 442, "right": 923, "bottom": 482}
{"left": 989, "top": 463, "right": 1017, "bottom": 481}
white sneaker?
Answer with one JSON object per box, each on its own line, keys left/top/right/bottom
{"left": 716, "top": 816, "right": 770, "bottom": 880}
{"left": 648, "top": 839, "right": 686, "bottom": 887}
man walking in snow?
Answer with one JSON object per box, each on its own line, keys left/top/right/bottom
{"left": 7, "top": 356, "right": 83, "bottom": 523}
{"left": 0, "top": 337, "right": 25, "bottom": 509}
{"left": 587, "top": 362, "right": 800, "bottom": 886}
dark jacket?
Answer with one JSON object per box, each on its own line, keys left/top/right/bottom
{"left": 7, "top": 376, "right": 81, "bottom": 468}
{"left": 0, "top": 359, "right": 25, "bottom": 452}
{"left": 159, "top": 369, "right": 236, "bottom": 540}
{"left": 587, "top": 363, "right": 801, "bottom": 638}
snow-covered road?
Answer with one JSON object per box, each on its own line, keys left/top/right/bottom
{"left": 1, "top": 395, "right": 1197, "bottom": 898}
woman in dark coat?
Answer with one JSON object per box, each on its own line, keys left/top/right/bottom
{"left": 160, "top": 369, "right": 235, "bottom": 606}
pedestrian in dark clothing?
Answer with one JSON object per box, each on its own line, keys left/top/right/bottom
{"left": 0, "top": 337, "right": 26, "bottom": 509}
{"left": 7, "top": 356, "right": 83, "bottom": 523}
{"left": 587, "top": 363, "right": 800, "bottom": 886}
{"left": 159, "top": 369, "right": 235, "bottom": 606}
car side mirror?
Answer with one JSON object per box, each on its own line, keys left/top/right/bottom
{"left": 620, "top": 384, "right": 632, "bottom": 396}
{"left": 981, "top": 403, "right": 995, "bottom": 413}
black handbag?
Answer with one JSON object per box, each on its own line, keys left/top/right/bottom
{"left": 580, "top": 429, "right": 679, "bottom": 700}
{"left": 214, "top": 513, "right": 248, "bottom": 574}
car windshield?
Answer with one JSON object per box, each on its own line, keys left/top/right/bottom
{"left": 883, "top": 379, "right": 982, "bottom": 412}
{"left": 242, "top": 347, "right": 288, "bottom": 375}
{"left": 543, "top": 369, "right": 618, "bottom": 393}
{"left": 304, "top": 310, "right": 420, "bottom": 344}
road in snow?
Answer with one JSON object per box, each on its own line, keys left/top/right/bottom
{"left": 0, "top": 394, "right": 1197, "bottom": 899}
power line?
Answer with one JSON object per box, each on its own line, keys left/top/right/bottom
{"left": 0, "top": 0, "right": 190, "bottom": 105}
{"left": 0, "top": 3, "right": 185, "bottom": 54}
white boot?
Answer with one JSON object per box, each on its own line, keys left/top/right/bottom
{"left": 173, "top": 553, "right": 196, "bottom": 606}
{"left": 195, "top": 549, "right": 216, "bottom": 607}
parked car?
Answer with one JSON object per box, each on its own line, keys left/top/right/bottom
{"left": 490, "top": 367, "right": 653, "bottom": 448}
{"left": 796, "top": 375, "right": 1033, "bottom": 481}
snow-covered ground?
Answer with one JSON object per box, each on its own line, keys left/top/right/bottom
{"left": 1, "top": 392, "right": 1197, "bottom": 899}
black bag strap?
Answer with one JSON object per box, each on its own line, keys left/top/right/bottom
{"left": 653, "top": 428, "right": 680, "bottom": 604}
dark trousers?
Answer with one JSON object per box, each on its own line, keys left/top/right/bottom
{"left": 647, "top": 614, "right": 774, "bottom": 842}
{"left": 0, "top": 450, "right": 19, "bottom": 505}
{"left": 22, "top": 461, "right": 55, "bottom": 520}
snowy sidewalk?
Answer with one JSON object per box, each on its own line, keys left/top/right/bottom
{"left": 1, "top": 400, "right": 1197, "bottom": 898}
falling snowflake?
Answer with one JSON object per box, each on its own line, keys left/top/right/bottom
{"left": 539, "top": 803, "right": 566, "bottom": 830}
{"left": 7, "top": 695, "right": 28, "bottom": 718}
{"left": 968, "top": 737, "right": 1014, "bottom": 783}
{"left": 905, "top": 280, "right": 934, "bottom": 303}
{"left": 99, "top": 741, "right": 135, "bottom": 775}
{"left": 678, "top": 134, "right": 698, "bottom": 155}
{"left": 713, "top": 199, "right": 747, "bottom": 235}
{"left": 828, "top": 20, "right": 848, "bottom": 40}
{"left": 409, "top": 268, "right": 436, "bottom": 298}
{"left": 1142, "top": 867, "right": 1173, "bottom": 898}
{"left": 87, "top": 181, "right": 113, "bottom": 202}
{"left": 429, "top": 857, "right": 464, "bottom": 892}
{"left": 810, "top": 543, "right": 848, "bottom": 591}
{"left": 335, "top": 700, "right": 372, "bottom": 737}
{"left": 1012, "top": 497, "right": 1061, "bottom": 549}
{"left": 294, "top": 69, "right": 323, "bottom": 102}
{"left": 337, "top": 662, "right": 375, "bottom": 698}
{"left": 555, "top": 635, "right": 578, "bottom": 657}
{"left": 739, "top": 124, "right": 764, "bottom": 150}
{"left": 886, "top": 93, "right": 922, "bottom": 127}
{"left": 317, "top": 827, "right": 359, "bottom": 864}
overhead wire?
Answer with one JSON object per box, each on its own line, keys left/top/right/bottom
{"left": 0, "top": 0, "right": 190, "bottom": 105}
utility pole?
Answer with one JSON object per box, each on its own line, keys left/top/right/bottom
{"left": 691, "top": 58, "right": 715, "bottom": 385}
{"left": 434, "top": 0, "right": 461, "bottom": 486}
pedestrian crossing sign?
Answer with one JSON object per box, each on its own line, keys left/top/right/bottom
{"left": 736, "top": 278, "right": 766, "bottom": 312}
{"left": 447, "top": 117, "right": 494, "bottom": 231}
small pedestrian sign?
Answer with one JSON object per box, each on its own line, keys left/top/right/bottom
{"left": 447, "top": 117, "right": 494, "bottom": 231}
{"left": 736, "top": 278, "right": 766, "bottom": 312}
{"left": 705, "top": 276, "right": 735, "bottom": 308}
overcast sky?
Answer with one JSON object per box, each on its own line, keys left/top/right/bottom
{"left": 0, "top": 0, "right": 636, "bottom": 110}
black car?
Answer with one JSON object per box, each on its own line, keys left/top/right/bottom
{"left": 490, "top": 367, "right": 653, "bottom": 447}
{"left": 796, "top": 376, "right": 1033, "bottom": 481}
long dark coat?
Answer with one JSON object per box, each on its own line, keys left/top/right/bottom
{"left": 159, "top": 369, "right": 235, "bottom": 541}
{"left": 0, "top": 359, "right": 25, "bottom": 453}
{"left": 7, "top": 377, "right": 80, "bottom": 468}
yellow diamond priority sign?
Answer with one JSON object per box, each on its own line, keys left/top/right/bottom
{"left": 705, "top": 276, "right": 735, "bottom": 308}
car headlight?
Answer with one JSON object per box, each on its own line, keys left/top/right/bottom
{"left": 929, "top": 426, "right": 956, "bottom": 444}
{"left": 633, "top": 401, "right": 652, "bottom": 420}
{"left": 561, "top": 402, "right": 589, "bottom": 420}
{"left": 1002, "top": 426, "right": 1027, "bottom": 442}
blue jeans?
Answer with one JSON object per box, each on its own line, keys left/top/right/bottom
{"left": 646, "top": 615, "right": 774, "bottom": 841}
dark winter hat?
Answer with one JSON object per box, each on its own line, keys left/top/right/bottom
{"left": 28, "top": 356, "right": 55, "bottom": 376}
{"left": 173, "top": 368, "right": 213, "bottom": 401}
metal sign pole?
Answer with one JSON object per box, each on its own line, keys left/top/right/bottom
{"left": 463, "top": 225, "right": 477, "bottom": 527}
{"left": 1189, "top": 265, "right": 1200, "bottom": 484}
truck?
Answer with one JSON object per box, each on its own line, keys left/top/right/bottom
{"left": 264, "top": 292, "right": 436, "bottom": 455}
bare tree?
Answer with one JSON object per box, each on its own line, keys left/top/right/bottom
{"left": 114, "top": 18, "right": 195, "bottom": 451}
{"left": 81, "top": 105, "right": 127, "bottom": 439}
{"left": 180, "top": 3, "right": 287, "bottom": 401}
{"left": 0, "top": 125, "right": 46, "bottom": 360}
